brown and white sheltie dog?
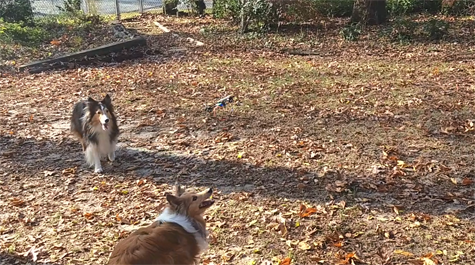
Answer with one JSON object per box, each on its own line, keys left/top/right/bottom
{"left": 108, "top": 186, "right": 215, "bottom": 265}
{"left": 70, "top": 94, "right": 119, "bottom": 173}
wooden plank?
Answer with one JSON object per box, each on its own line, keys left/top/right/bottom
{"left": 153, "top": 21, "right": 204, "bottom": 46}
{"left": 19, "top": 36, "right": 147, "bottom": 72}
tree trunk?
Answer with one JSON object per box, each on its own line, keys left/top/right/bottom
{"left": 351, "top": 0, "right": 387, "bottom": 25}
{"left": 240, "top": 0, "right": 250, "bottom": 33}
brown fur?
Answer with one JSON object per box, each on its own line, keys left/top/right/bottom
{"left": 108, "top": 186, "right": 214, "bottom": 265}
{"left": 108, "top": 222, "right": 199, "bottom": 265}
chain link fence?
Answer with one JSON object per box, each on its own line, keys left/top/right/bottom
{"left": 31, "top": 0, "right": 213, "bottom": 17}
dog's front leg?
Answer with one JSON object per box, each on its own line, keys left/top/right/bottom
{"left": 85, "top": 145, "right": 103, "bottom": 173}
{"left": 108, "top": 142, "right": 117, "bottom": 162}
{"left": 94, "top": 156, "right": 103, "bottom": 173}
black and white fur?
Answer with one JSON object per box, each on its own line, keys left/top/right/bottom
{"left": 70, "top": 94, "right": 119, "bottom": 173}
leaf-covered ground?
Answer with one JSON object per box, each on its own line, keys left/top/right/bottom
{"left": 1, "top": 14, "right": 475, "bottom": 265}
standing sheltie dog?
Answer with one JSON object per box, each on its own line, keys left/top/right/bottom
{"left": 70, "top": 94, "right": 119, "bottom": 173}
{"left": 108, "top": 186, "right": 215, "bottom": 265}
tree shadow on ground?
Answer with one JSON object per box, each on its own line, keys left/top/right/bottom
{"left": 0, "top": 252, "right": 60, "bottom": 265}
{"left": 1, "top": 100, "right": 474, "bottom": 221}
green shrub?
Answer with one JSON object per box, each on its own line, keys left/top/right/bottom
{"left": 413, "top": 0, "right": 443, "bottom": 13}
{"left": 422, "top": 18, "right": 448, "bottom": 40}
{"left": 212, "top": 0, "right": 354, "bottom": 24}
{"left": 0, "top": 14, "right": 103, "bottom": 47}
{"left": 340, "top": 23, "right": 362, "bottom": 41}
{"left": 214, "top": 0, "right": 471, "bottom": 25}
{"left": 277, "top": 0, "right": 319, "bottom": 22}
{"left": 312, "top": 0, "right": 354, "bottom": 17}
{"left": 57, "top": 0, "right": 82, "bottom": 14}
{"left": 387, "top": 0, "right": 417, "bottom": 15}
{"left": 387, "top": 0, "right": 445, "bottom": 15}
{"left": 0, "top": 0, "right": 34, "bottom": 23}
{"left": 380, "top": 18, "right": 450, "bottom": 43}
{"left": 381, "top": 18, "right": 417, "bottom": 43}
{"left": 213, "top": 0, "right": 279, "bottom": 32}
{"left": 442, "top": 0, "right": 475, "bottom": 16}
{"left": 0, "top": 19, "right": 48, "bottom": 45}
{"left": 213, "top": 0, "right": 241, "bottom": 19}
{"left": 242, "top": 0, "right": 280, "bottom": 32}
{"left": 37, "top": 14, "right": 102, "bottom": 35}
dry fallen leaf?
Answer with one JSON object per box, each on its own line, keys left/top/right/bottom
{"left": 393, "top": 206, "right": 400, "bottom": 215}
{"left": 338, "top": 252, "right": 363, "bottom": 264}
{"left": 10, "top": 197, "right": 25, "bottom": 207}
{"left": 462, "top": 178, "right": 473, "bottom": 186}
{"left": 394, "top": 249, "right": 414, "bottom": 256}
{"left": 279, "top": 257, "right": 291, "bottom": 265}
{"left": 335, "top": 180, "right": 347, "bottom": 187}
{"left": 84, "top": 212, "right": 94, "bottom": 220}
{"left": 422, "top": 257, "right": 437, "bottom": 265}
{"left": 299, "top": 204, "right": 317, "bottom": 218}
{"left": 221, "top": 252, "right": 234, "bottom": 262}
{"left": 333, "top": 241, "right": 343, "bottom": 247}
{"left": 298, "top": 241, "right": 312, "bottom": 250}
{"left": 50, "top": 39, "right": 61, "bottom": 45}
{"left": 137, "top": 179, "right": 146, "bottom": 186}
{"left": 62, "top": 167, "right": 77, "bottom": 176}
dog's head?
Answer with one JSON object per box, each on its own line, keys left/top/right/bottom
{"left": 86, "top": 94, "right": 114, "bottom": 131}
{"left": 166, "top": 186, "right": 214, "bottom": 217}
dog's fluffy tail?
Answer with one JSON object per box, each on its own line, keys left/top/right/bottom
{"left": 71, "top": 101, "right": 85, "bottom": 137}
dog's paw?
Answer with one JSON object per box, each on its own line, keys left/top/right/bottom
{"left": 94, "top": 168, "right": 104, "bottom": 174}
{"left": 108, "top": 152, "right": 116, "bottom": 162}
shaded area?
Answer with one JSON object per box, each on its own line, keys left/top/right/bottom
{"left": 0, "top": 252, "right": 61, "bottom": 265}
{"left": 1, "top": 102, "right": 474, "bottom": 217}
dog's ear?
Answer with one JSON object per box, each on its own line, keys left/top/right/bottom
{"left": 87, "top": 97, "right": 96, "bottom": 103}
{"left": 175, "top": 185, "right": 185, "bottom": 197}
{"left": 103, "top": 94, "right": 111, "bottom": 105}
{"left": 166, "top": 194, "right": 181, "bottom": 208}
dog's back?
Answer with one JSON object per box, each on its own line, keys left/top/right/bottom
{"left": 108, "top": 222, "right": 199, "bottom": 265}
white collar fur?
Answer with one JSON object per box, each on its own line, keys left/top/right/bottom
{"left": 156, "top": 208, "right": 209, "bottom": 253}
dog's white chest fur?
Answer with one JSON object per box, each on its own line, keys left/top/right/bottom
{"left": 156, "top": 208, "right": 209, "bottom": 253}
{"left": 94, "top": 128, "right": 113, "bottom": 156}
{"left": 84, "top": 124, "right": 116, "bottom": 173}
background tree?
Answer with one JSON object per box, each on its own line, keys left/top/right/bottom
{"left": 351, "top": 0, "right": 387, "bottom": 25}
